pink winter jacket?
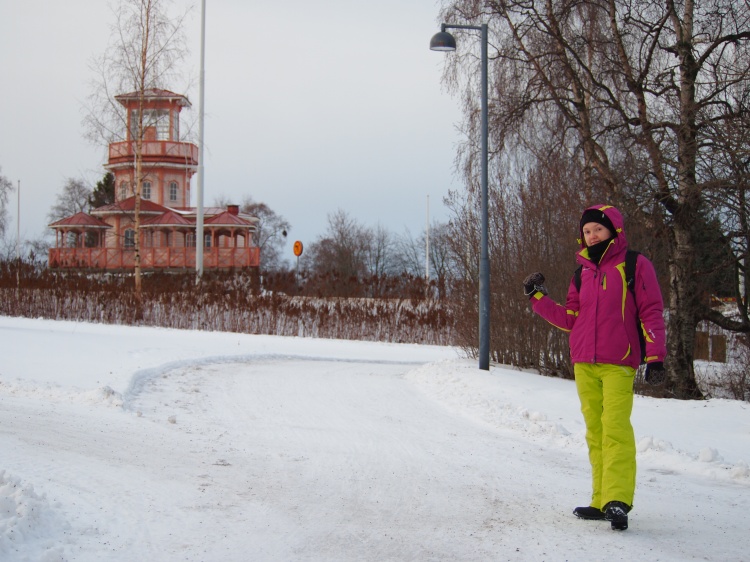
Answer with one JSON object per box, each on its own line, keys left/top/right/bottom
{"left": 530, "top": 205, "right": 667, "bottom": 370}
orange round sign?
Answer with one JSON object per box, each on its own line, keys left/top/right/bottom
{"left": 293, "top": 240, "right": 303, "bottom": 257}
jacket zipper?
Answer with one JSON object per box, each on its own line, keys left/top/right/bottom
{"left": 593, "top": 265, "right": 599, "bottom": 364}
{"left": 591, "top": 240, "right": 614, "bottom": 364}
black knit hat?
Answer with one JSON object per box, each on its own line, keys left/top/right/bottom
{"left": 580, "top": 208, "right": 616, "bottom": 236}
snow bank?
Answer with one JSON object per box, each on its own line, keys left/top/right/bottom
{"left": 0, "top": 381, "right": 123, "bottom": 407}
{"left": 0, "top": 471, "right": 70, "bottom": 562}
{"left": 406, "top": 359, "right": 750, "bottom": 485}
{"left": 406, "top": 359, "right": 580, "bottom": 446}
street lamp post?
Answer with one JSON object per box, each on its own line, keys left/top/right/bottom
{"left": 431, "top": 23, "right": 490, "bottom": 370}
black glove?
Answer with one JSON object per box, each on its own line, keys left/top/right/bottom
{"left": 523, "top": 272, "right": 548, "bottom": 297}
{"left": 645, "top": 362, "right": 666, "bottom": 386}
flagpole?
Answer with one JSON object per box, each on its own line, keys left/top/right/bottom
{"left": 195, "top": 0, "right": 206, "bottom": 281}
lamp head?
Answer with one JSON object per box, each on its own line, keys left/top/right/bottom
{"left": 430, "top": 31, "right": 457, "bottom": 52}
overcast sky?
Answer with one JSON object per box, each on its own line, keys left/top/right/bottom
{"left": 0, "top": 0, "right": 467, "bottom": 263}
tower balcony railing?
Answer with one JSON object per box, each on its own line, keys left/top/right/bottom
{"left": 108, "top": 140, "right": 199, "bottom": 166}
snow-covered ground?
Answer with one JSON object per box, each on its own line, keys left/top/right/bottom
{"left": 1, "top": 316, "right": 748, "bottom": 562}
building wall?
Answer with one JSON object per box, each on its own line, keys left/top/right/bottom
{"left": 111, "top": 168, "right": 192, "bottom": 208}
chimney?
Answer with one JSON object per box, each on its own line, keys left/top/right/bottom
{"left": 227, "top": 204, "right": 239, "bottom": 215}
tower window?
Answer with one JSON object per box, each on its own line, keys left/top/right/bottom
{"left": 130, "top": 109, "right": 170, "bottom": 141}
{"left": 142, "top": 181, "right": 151, "bottom": 200}
{"left": 120, "top": 181, "right": 128, "bottom": 200}
{"left": 169, "top": 181, "right": 178, "bottom": 201}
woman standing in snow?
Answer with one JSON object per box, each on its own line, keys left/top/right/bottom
{"left": 523, "top": 204, "right": 667, "bottom": 531}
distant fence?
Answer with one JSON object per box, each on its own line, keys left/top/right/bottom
{"left": 48, "top": 246, "right": 260, "bottom": 270}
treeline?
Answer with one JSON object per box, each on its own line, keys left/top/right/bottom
{"left": 436, "top": 0, "right": 750, "bottom": 398}
{"left": 0, "top": 261, "right": 454, "bottom": 346}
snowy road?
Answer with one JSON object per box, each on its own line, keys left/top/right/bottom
{"left": 1, "top": 319, "right": 749, "bottom": 561}
{"left": 6, "top": 358, "right": 548, "bottom": 560}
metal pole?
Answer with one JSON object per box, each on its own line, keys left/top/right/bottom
{"left": 195, "top": 0, "right": 206, "bottom": 282}
{"left": 478, "top": 23, "right": 490, "bottom": 370}
{"left": 432, "top": 23, "right": 491, "bottom": 369}
{"left": 426, "top": 194, "right": 430, "bottom": 283}
{"left": 16, "top": 180, "right": 20, "bottom": 261}
{"left": 16, "top": 179, "right": 20, "bottom": 288}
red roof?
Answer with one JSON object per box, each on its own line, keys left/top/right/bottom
{"left": 115, "top": 89, "right": 191, "bottom": 107}
{"left": 91, "top": 196, "right": 170, "bottom": 215}
{"left": 61, "top": 203, "right": 258, "bottom": 234}
{"left": 204, "top": 211, "right": 255, "bottom": 227}
{"left": 141, "top": 210, "right": 194, "bottom": 228}
{"left": 49, "top": 212, "right": 112, "bottom": 229}
{"left": 171, "top": 206, "right": 241, "bottom": 216}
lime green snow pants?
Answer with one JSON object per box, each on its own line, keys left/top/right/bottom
{"left": 574, "top": 362, "right": 636, "bottom": 510}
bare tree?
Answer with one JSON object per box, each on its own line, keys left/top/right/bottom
{"left": 438, "top": 0, "right": 750, "bottom": 397}
{"left": 394, "top": 228, "right": 425, "bottom": 278}
{"left": 47, "top": 178, "right": 92, "bottom": 224}
{"left": 84, "top": 0, "right": 189, "bottom": 314}
{"left": 307, "top": 210, "right": 371, "bottom": 279}
{"left": 240, "top": 197, "right": 291, "bottom": 272}
{"left": 428, "top": 222, "right": 456, "bottom": 298}
{"left": 388, "top": 222, "right": 455, "bottom": 299}
{"left": 85, "top": 0, "right": 189, "bottom": 147}
{"left": 365, "top": 224, "right": 396, "bottom": 278}
{"left": 394, "top": 222, "right": 455, "bottom": 280}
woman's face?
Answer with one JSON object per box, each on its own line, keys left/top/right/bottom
{"left": 582, "top": 222, "right": 613, "bottom": 247}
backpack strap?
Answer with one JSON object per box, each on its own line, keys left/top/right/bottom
{"left": 573, "top": 265, "right": 582, "bottom": 292}
{"left": 625, "top": 249, "right": 647, "bottom": 364}
{"left": 625, "top": 250, "right": 640, "bottom": 300}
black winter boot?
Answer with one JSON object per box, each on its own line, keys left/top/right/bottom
{"left": 573, "top": 506, "right": 605, "bottom": 520}
{"left": 603, "top": 501, "right": 630, "bottom": 530}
